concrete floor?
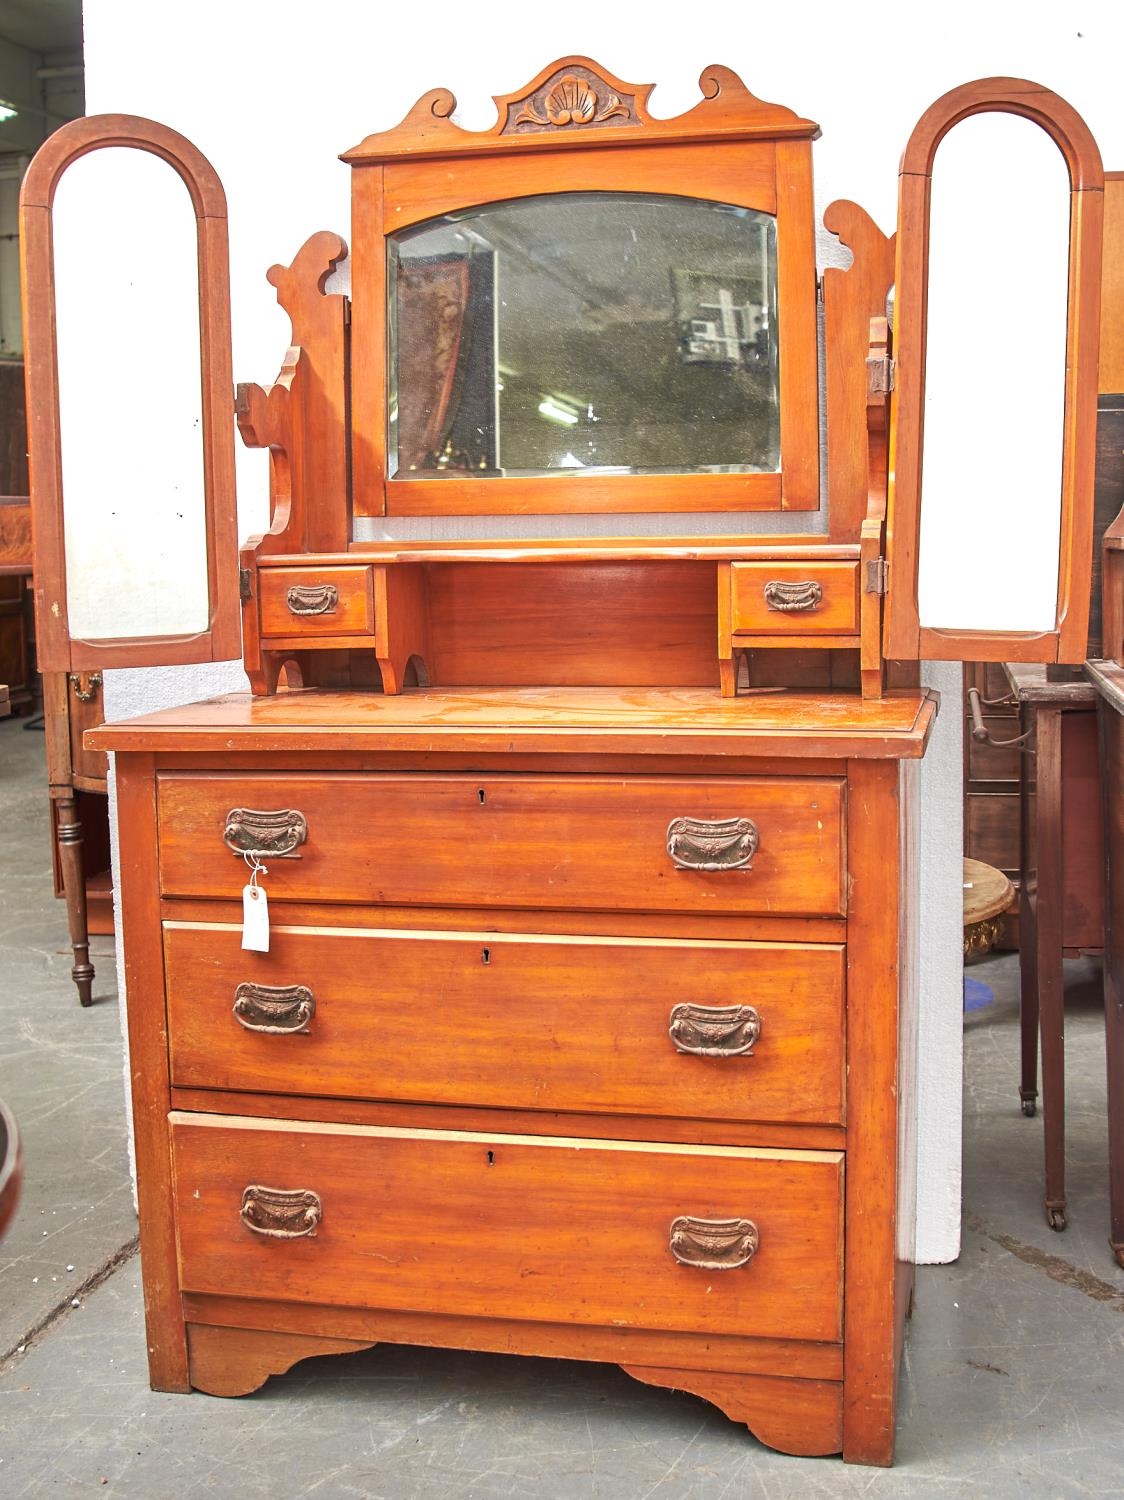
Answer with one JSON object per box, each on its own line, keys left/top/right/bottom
{"left": 0, "top": 712, "right": 1122, "bottom": 1496}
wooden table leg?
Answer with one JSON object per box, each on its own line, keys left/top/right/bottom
{"left": 56, "top": 792, "right": 95, "bottom": 1006}
{"left": 1018, "top": 705, "right": 1040, "bottom": 1116}
{"left": 1035, "top": 707, "right": 1067, "bottom": 1230}
{"left": 1100, "top": 701, "right": 1124, "bottom": 1268}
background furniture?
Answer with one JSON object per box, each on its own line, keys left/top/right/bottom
{"left": 0, "top": 499, "right": 114, "bottom": 1003}
{"left": 1084, "top": 168, "right": 1124, "bottom": 1268}
{"left": 1003, "top": 664, "right": 1103, "bottom": 1231}
{"left": 962, "top": 857, "right": 1014, "bottom": 959}
{"left": 0, "top": 498, "right": 35, "bottom": 715}
{"left": 962, "top": 663, "right": 1022, "bottom": 949}
{"left": 1085, "top": 659, "right": 1124, "bottom": 1266}
{"left": 43, "top": 670, "right": 114, "bottom": 1006}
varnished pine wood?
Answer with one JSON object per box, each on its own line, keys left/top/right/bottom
{"left": 886, "top": 79, "right": 1103, "bottom": 666}
{"left": 349, "top": 72, "right": 821, "bottom": 518}
{"left": 621, "top": 1366, "right": 842, "bottom": 1457}
{"left": 115, "top": 754, "right": 190, "bottom": 1391}
{"left": 728, "top": 561, "right": 859, "bottom": 636}
{"left": 168, "top": 1086, "right": 847, "bottom": 1153}
{"left": 155, "top": 770, "right": 846, "bottom": 917}
{"left": 822, "top": 203, "right": 895, "bottom": 543}
{"left": 187, "top": 1324, "right": 374, "bottom": 1398}
{"left": 171, "top": 1114, "right": 845, "bottom": 1343}
{"left": 164, "top": 923, "right": 846, "bottom": 1123}
{"left": 19, "top": 115, "right": 240, "bottom": 673}
{"left": 842, "top": 759, "right": 904, "bottom": 1466}
{"left": 89, "top": 686, "right": 939, "bottom": 761}
{"left": 182, "top": 1294, "right": 844, "bottom": 1381}
{"left": 162, "top": 894, "right": 848, "bottom": 946}
{"left": 343, "top": 60, "right": 818, "bottom": 164}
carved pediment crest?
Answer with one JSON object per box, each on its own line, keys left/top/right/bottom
{"left": 507, "top": 64, "right": 636, "bottom": 134}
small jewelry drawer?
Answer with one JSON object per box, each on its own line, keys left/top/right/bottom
{"left": 258, "top": 565, "right": 377, "bottom": 640}
{"left": 163, "top": 921, "right": 847, "bottom": 1124}
{"left": 727, "top": 562, "right": 860, "bottom": 637}
{"left": 171, "top": 1113, "right": 844, "bottom": 1344}
{"left": 156, "top": 771, "right": 846, "bottom": 917}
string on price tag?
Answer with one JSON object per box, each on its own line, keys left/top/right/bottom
{"left": 241, "top": 850, "right": 270, "bottom": 952}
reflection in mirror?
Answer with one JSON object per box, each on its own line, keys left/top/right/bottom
{"left": 53, "top": 147, "right": 209, "bottom": 640}
{"left": 917, "top": 113, "right": 1069, "bottom": 633}
{"left": 389, "top": 193, "right": 778, "bottom": 478}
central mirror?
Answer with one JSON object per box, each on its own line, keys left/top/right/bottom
{"left": 388, "top": 192, "right": 779, "bottom": 479}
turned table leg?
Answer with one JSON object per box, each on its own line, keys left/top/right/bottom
{"left": 56, "top": 793, "right": 94, "bottom": 1006}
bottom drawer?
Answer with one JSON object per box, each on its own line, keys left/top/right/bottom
{"left": 171, "top": 1114, "right": 843, "bottom": 1344}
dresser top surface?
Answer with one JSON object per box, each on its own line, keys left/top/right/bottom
{"left": 90, "top": 686, "right": 938, "bottom": 760}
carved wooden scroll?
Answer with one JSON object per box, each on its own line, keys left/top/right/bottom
{"left": 343, "top": 59, "right": 818, "bottom": 163}
{"left": 19, "top": 115, "right": 240, "bottom": 673}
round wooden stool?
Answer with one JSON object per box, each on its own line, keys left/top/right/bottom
{"left": 963, "top": 857, "right": 1015, "bottom": 959}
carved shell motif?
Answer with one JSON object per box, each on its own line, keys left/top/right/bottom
{"left": 514, "top": 73, "right": 631, "bottom": 131}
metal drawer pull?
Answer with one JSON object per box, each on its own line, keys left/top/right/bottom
{"left": 669, "top": 1215, "right": 759, "bottom": 1271}
{"left": 223, "top": 807, "right": 308, "bottom": 857}
{"left": 763, "top": 579, "right": 823, "bottom": 612}
{"left": 669, "top": 1003, "right": 761, "bottom": 1056}
{"left": 240, "top": 1185, "right": 322, "bottom": 1238}
{"left": 233, "top": 982, "right": 315, "bottom": 1034}
{"left": 286, "top": 583, "right": 338, "bottom": 616}
{"left": 666, "top": 816, "right": 758, "bottom": 871}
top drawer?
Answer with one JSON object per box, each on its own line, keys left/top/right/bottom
{"left": 157, "top": 773, "right": 845, "bottom": 917}
{"left": 728, "top": 561, "right": 859, "bottom": 636}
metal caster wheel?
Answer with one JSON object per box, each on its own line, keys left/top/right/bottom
{"left": 1046, "top": 1205, "right": 1067, "bottom": 1231}
{"left": 1020, "top": 1098, "right": 1037, "bottom": 1118}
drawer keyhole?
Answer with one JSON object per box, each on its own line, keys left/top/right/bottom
{"left": 486, "top": 1150, "right": 495, "bottom": 1166}
{"left": 481, "top": 947, "right": 491, "bottom": 966}
{"left": 477, "top": 788, "right": 486, "bottom": 804}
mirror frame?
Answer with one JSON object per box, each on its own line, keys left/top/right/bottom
{"left": 20, "top": 115, "right": 240, "bottom": 673}
{"left": 344, "top": 58, "right": 822, "bottom": 519}
{"left": 884, "top": 78, "right": 1103, "bottom": 664}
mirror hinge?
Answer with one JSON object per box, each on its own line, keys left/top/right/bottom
{"left": 865, "top": 558, "right": 889, "bottom": 595}
{"left": 239, "top": 566, "right": 253, "bottom": 602}
{"left": 867, "top": 353, "right": 895, "bottom": 396}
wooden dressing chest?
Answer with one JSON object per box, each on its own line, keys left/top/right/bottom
{"left": 95, "top": 686, "right": 933, "bottom": 1464}
{"left": 27, "top": 58, "right": 1102, "bottom": 1468}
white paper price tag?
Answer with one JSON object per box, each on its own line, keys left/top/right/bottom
{"left": 241, "top": 883, "right": 270, "bottom": 952}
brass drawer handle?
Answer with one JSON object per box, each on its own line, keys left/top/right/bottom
{"left": 669, "top": 1003, "right": 761, "bottom": 1056}
{"left": 223, "top": 807, "right": 308, "bottom": 858}
{"left": 763, "top": 579, "right": 823, "bottom": 612}
{"left": 240, "top": 1185, "right": 322, "bottom": 1238}
{"left": 286, "top": 583, "right": 338, "bottom": 616}
{"left": 233, "top": 982, "right": 315, "bottom": 1034}
{"left": 666, "top": 816, "right": 758, "bottom": 871}
{"left": 669, "top": 1215, "right": 759, "bottom": 1271}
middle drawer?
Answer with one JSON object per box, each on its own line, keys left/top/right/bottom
{"left": 165, "top": 923, "right": 846, "bottom": 1124}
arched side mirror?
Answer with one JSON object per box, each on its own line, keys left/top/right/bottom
{"left": 884, "top": 79, "right": 1103, "bottom": 664}
{"left": 20, "top": 115, "right": 240, "bottom": 673}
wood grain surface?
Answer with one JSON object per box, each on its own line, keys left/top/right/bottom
{"left": 171, "top": 1114, "right": 844, "bottom": 1343}
{"left": 164, "top": 922, "right": 846, "bottom": 1123}
{"left": 155, "top": 770, "right": 845, "bottom": 916}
